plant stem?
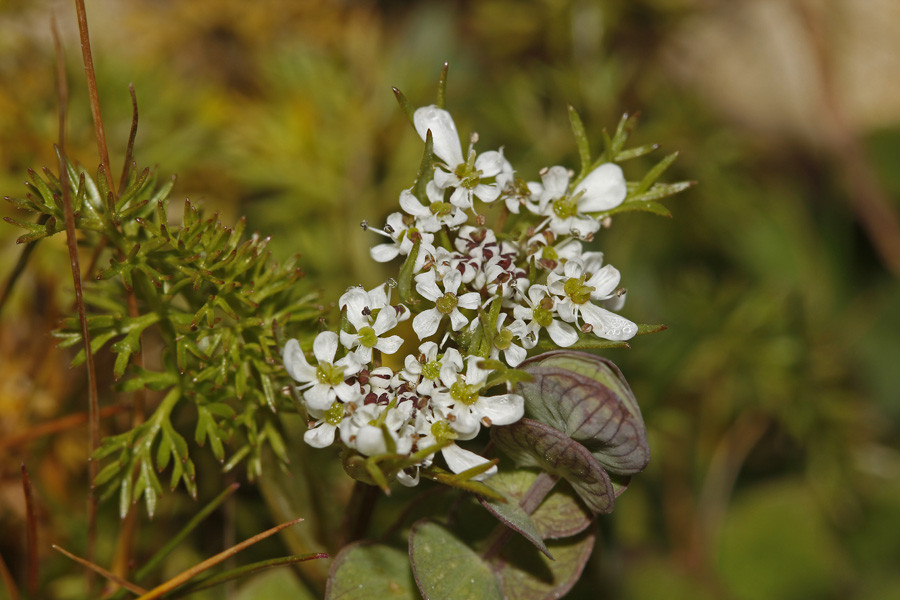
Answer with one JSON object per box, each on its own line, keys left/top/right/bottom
{"left": 338, "top": 481, "right": 379, "bottom": 549}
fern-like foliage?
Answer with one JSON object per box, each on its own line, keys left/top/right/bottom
{"left": 4, "top": 155, "right": 320, "bottom": 516}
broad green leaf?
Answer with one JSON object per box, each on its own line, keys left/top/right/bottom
{"left": 492, "top": 419, "right": 615, "bottom": 515}
{"left": 326, "top": 541, "right": 417, "bottom": 600}
{"left": 485, "top": 469, "right": 592, "bottom": 540}
{"left": 409, "top": 520, "right": 502, "bottom": 600}
{"left": 516, "top": 350, "right": 650, "bottom": 476}
{"left": 480, "top": 475, "right": 552, "bottom": 559}
{"left": 493, "top": 529, "right": 595, "bottom": 600}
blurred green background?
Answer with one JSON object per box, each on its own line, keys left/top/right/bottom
{"left": 2, "top": 0, "right": 899, "bottom": 598}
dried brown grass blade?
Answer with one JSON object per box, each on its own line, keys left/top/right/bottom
{"left": 133, "top": 518, "right": 304, "bottom": 600}
{"left": 52, "top": 545, "right": 147, "bottom": 596}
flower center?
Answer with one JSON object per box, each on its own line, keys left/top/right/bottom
{"left": 552, "top": 196, "right": 578, "bottom": 219}
{"left": 324, "top": 401, "right": 344, "bottom": 426}
{"left": 533, "top": 297, "right": 555, "bottom": 328}
{"left": 563, "top": 275, "right": 594, "bottom": 305}
{"left": 431, "top": 419, "right": 455, "bottom": 442}
{"left": 435, "top": 292, "right": 458, "bottom": 315}
{"left": 541, "top": 245, "right": 559, "bottom": 261}
{"left": 357, "top": 326, "right": 378, "bottom": 348}
{"left": 429, "top": 201, "right": 454, "bottom": 217}
{"left": 494, "top": 327, "right": 513, "bottom": 350}
{"left": 316, "top": 362, "right": 346, "bottom": 387}
{"left": 450, "top": 380, "right": 481, "bottom": 406}
{"left": 422, "top": 359, "right": 442, "bottom": 380}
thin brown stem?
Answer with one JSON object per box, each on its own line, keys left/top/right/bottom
{"left": 133, "top": 518, "right": 304, "bottom": 600}
{"left": 338, "top": 481, "right": 379, "bottom": 549}
{"left": 20, "top": 465, "right": 39, "bottom": 598}
{"left": 52, "top": 545, "right": 147, "bottom": 595}
{"left": 74, "top": 0, "right": 116, "bottom": 198}
{"left": 53, "top": 15, "right": 102, "bottom": 590}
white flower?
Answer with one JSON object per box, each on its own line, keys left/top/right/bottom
{"left": 399, "top": 184, "right": 467, "bottom": 233}
{"left": 412, "top": 412, "right": 498, "bottom": 481}
{"left": 489, "top": 313, "right": 528, "bottom": 367}
{"left": 412, "top": 269, "right": 480, "bottom": 339}
{"left": 369, "top": 211, "right": 435, "bottom": 270}
{"left": 436, "top": 355, "right": 524, "bottom": 439}
{"left": 512, "top": 284, "right": 579, "bottom": 348}
{"left": 575, "top": 162, "right": 628, "bottom": 212}
{"left": 413, "top": 105, "right": 510, "bottom": 209}
{"left": 338, "top": 286, "right": 404, "bottom": 363}
{"left": 339, "top": 401, "right": 415, "bottom": 457}
{"left": 282, "top": 333, "right": 363, "bottom": 411}
{"left": 401, "top": 342, "right": 463, "bottom": 396}
{"left": 528, "top": 162, "right": 627, "bottom": 237}
{"left": 302, "top": 401, "right": 347, "bottom": 449}
{"left": 546, "top": 259, "right": 637, "bottom": 341}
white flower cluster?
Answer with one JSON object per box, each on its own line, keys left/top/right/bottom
{"left": 283, "top": 105, "right": 638, "bottom": 486}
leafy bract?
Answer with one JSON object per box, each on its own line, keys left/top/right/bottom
{"left": 516, "top": 350, "right": 651, "bottom": 476}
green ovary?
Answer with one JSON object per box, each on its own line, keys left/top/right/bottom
{"left": 494, "top": 328, "right": 513, "bottom": 350}
{"left": 563, "top": 275, "right": 594, "bottom": 305}
{"left": 450, "top": 380, "right": 480, "bottom": 406}
{"left": 357, "top": 326, "right": 378, "bottom": 348}
{"left": 436, "top": 292, "right": 458, "bottom": 315}
{"left": 431, "top": 420, "right": 455, "bottom": 442}
{"left": 533, "top": 305, "right": 554, "bottom": 328}
{"left": 324, "top": 401, "right": 344, "bottom": 426}
{"left": 422, "top": 360, "right": 442, "bottom": 380}
{"left": 429, "top": 201, "right": 454, "bottom": 216}
{"left": 316, "top": 362, "right": 345, "bottom": 386}
{"left": 552, "top": 196, "right": 577, "bottom": 219}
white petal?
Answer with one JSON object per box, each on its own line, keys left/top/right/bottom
{"left": 414, "top": 271, "right": 442, "bottom": 301}
{"left": 448, "top": 309, "right": 469, "bottom": 331}
{"left": 575, "top": 162, "right": 627, "bottom": 212}
{"left": 282, "top": 338, "right": 315, "bottom": 383}
{"left": 433, "top": 168, "right": 459, "bottom": 190}
{"left": 303, "top": 423, "right": 337, "bottom": 448}
{"left": 304, "top": 385, "right": 335, "bottom": 411}
{"left": 313, "top": 331, "right": 338, "bottom": 363}
{"left": 441, "top": 444, "right": 497, "bottom": 480}
{"left": 547, "top": 320, "right": 579, "bottom": 347}
{"left": 340, "top": 288, "right": 371, "bottom": 327}
{"left": 587, "top": 264, "right": 621, "bottom": 299}
{"left": 355, "top": 425, "right": 388, "bottom": 456}
{"left": 504, "top": 344, "right": 527, "bottom": 368}
{"left": 375, "top": 334, "right": 404, "bottom": 355}
{"left": 476, "top": 393, "right": 524, "bottom": 426}
{"left": 474, "top": 150, "right": 505, "bottom": 177}
{"left": 395, "top": 468, "right": 420, "bottom": 487}
{"left": 370, "top": 243, "right": 400, "bottom": 262}
{"left": 473, "top": 183, "right": 501, "bottom": 203}
{"left": 541, "top": 166, "right": 570, "bottom": 200}
{"left": 579, "top": 303, "right": 638, "bottom": 341}
{"left": 399, "top": 188, "right": 429, "bottom": 216}
{"left": 414, "top": 105, "right": 464, "bottom": 166}
{"left": 339, "top": 330, "right": 359, "bottom": 350}
{"left": 456, "top": 292, "right": 481, "bottom": 310}
{"left": 413, "top": 309, "right": 442, "bottom": 339}
{"left": 372, "top": 306, "right": 399, "bottom": 334}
